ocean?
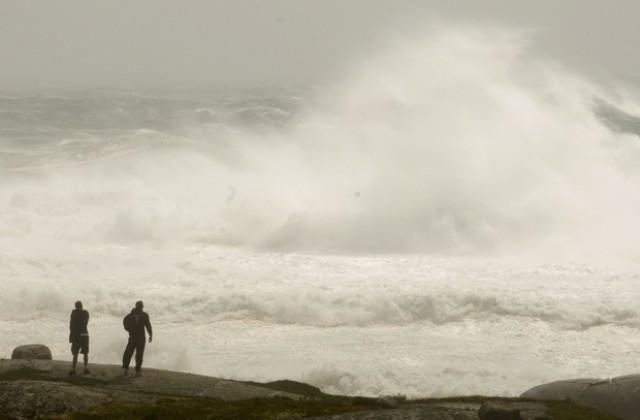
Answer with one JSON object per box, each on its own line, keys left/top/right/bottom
{"left": 2, "top": 28, "right": 640, "bottom": 398}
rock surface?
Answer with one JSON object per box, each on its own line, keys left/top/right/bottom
{"left": 521, "top": 374, "right": 640, "bottom": 420}
{"left": 10, "top": 344, "right": 52, "bottom": 360}
{"left": 0, "top": 380, "right": 116, "bottom": 419}
{"left": 0, "top": 358, "right": 620, "bottom": 420}
{"left": 477, "top": 401, "right": 552, "bottom": 420}
{"left": 305, "top": 403, "right": 482, "bottom": 420}
{"left": 0, "top": 359, "right": 303, "bottom": 419}
{"left": 305, "top": 401, "right": 551, "bottom": 420}
{"left": 478, "top": 401, "right": 522, "bottom": 419}
{"left": 0, "top": 359, "right": 301, "bottom": 400}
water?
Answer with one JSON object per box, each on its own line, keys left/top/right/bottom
{"left": 2, "top": 26, "right": 640, "bottom": 397}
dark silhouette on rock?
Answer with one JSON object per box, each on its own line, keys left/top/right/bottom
{"left": 68, "top": 300, "right": 90, "bottom": 376}
{"left": 121, "top": 300, "right": 153, "bottom": 377}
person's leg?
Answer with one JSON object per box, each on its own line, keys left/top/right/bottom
{"left": 134, "top": 337, "right": 146, "bottom": 375}
{"left": 82, "top": 336, "right": 90, "bottom": 374}
{"left": 70, "top": 341, "right": 79, "bottom": 375}
{"left": 122, "top": 336, "right": 136, "bottom": 374}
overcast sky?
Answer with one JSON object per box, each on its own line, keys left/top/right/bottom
{"left": 1, "top": 0, "right": 639, "bottom": 89}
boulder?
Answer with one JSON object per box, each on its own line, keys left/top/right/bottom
{"left": 521, "top": 375, "right": 640, "bottom": 420}
{"left": 11, "top": 344, "right": 52, "bottom": 360}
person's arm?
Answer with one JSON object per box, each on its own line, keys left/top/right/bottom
{"left": 69, "top": 312, "right": 74, "bottom": 342}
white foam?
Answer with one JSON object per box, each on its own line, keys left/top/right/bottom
{"left": 1, "top": 248, "right": 640, "bottom": 396}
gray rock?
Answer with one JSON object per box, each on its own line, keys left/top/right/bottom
{"left": 0, "top": 380, "right": 110, "bottom": 419}
{"left": 521, "top": 378, "right": 597, "bottom": 401}
{"left": 11, "top": 344, "right": 52, "bottom": 360}
{"left": 521, "top": 375, "right": 640, "bottom": 420}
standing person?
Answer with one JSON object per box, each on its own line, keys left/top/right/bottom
{"left": 69, "top": 300, "right": 90, "bottom": 376}
{"left": 122, "top": 300, "right": 153, "bottom": 377}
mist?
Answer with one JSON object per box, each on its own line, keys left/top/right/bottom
{"left": 2, "top": 23, "right": 640, "bottom": 258}
{"left": 1, "top": 1, "right": 640, "bottom": 89}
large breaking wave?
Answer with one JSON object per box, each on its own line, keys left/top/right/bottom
{"left": 249, "top": 27, "right": 640, "bottom": 256}
{"left": 1, "top": 25, "right": 640, "bottom": 258}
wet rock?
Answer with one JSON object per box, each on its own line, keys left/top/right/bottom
{"left": 521, "top": 375, "right": 640, "bottom": 420}
{"left": 11, "top": 344, "right": 52, "bottom": 360}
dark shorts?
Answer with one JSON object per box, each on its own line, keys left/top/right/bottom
{"left": 71, "top": 335, "right": 89, "bottom": 355}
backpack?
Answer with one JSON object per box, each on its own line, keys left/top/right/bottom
{"left": 123, "top": 313, "right": 133, "bottom": 332}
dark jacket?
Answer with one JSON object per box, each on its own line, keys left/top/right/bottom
{"left": 123, "top": 308, "right": 152, "bottom": 338}
{"left": 69, "top": 309, "right": 89, "bottom": 342}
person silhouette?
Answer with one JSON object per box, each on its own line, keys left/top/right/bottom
{"left": 121, "top": 300, "right": 153, "bottom": 377}
{"left": 69, "top": 300, "right": 90, "bottom": 376}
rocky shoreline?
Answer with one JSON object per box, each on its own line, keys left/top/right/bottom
{"left": 0, "top": 358, "right": 625, "bottom": 419}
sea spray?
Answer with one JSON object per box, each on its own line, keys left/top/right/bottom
{"left": 2, "top": 27, "right": 640, "bottom": 257}
{"left": 2, "top": 24, "right": 640, "bottom": 398}
{"left": 246, "top": 26, "right": 640, "bottom": 256}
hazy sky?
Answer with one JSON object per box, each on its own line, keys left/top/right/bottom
{"left": 1, "top": 0, "right": 639, "bottom": 88}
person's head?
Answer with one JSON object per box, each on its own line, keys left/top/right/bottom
{"left": 75, "top": 301, "right": 82, "bottom": 310}
{"left": 135, "top": 300, "right": 144, "bottom": 310}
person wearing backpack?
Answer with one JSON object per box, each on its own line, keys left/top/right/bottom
{"left": 122, "top": 300, "right": 153, "bottom": 377}
{"left": 69, "top": 300, "right": 90, "bottom": 376}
